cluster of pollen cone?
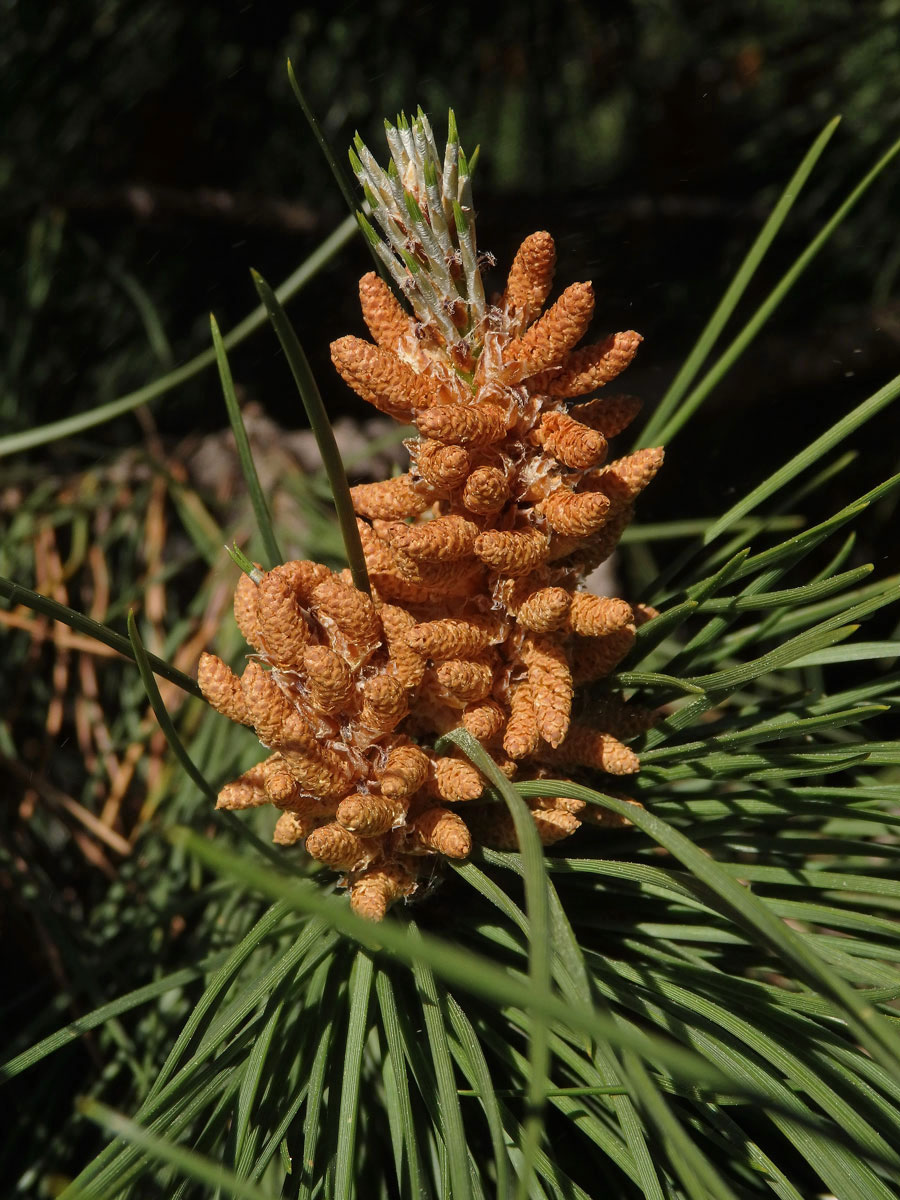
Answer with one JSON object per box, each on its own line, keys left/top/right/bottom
{"left": 199, "top": 110, "right": 664, "bottom": 920}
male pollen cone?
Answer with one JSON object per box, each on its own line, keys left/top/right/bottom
{"left": 201, "top": 118, "right": 663, "bottom": 920}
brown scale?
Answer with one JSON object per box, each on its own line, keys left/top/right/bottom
{"left": 538, "top": 489, "right": 611, "bottom": 537}
{"left": 351, "top": 475, "right": 437, "bottom": 521}
{"left": 263, "top": 762, "right": 304, "bottom": 808}
{"left": 632, "top": 603, "right": 661, "bottom": 628}
{"left": 215, "top": 760, "right": 274, "bottom": 811}
{"left": 359, "top": 674, "right": 409, "bottom": 733}
{"left": 567, "top": 594, "right": 634, "bottom": 638}
{"left": 530, "top": 331, "right": 643, "bottom": 397}
{"left": 520, "top": 634, "right": 573, "bottom": 750}
{"left": 274, "top": 811, "right": 323, "bottom": 846}
{"left": 406, "top": 615, "right": 502, "bottom": 660}
{"left": 538, "top": 412, "right": 607, "bottom": 471}
{"left": 277, "top": 746, "right": 351, "bottom": 805}
{"left": 432, "top": 656, "right": 495, "bottom": 706}
{"left": 503, "top": 681, "right": 541, "bottom": 761}
{"left": 255, "top": 568, "right": 311, "bottom": 669}
{"left": 330, "top": 336, "right": 437, "bottom": 420}
{"left": 543, "top": 724, "right": 641, "bottom": 775}
{"left": 380, "top": 605, "right": 427, "bottom": 690}
{"left": 302, "top": 644, "right": 354, "bottom": 715}
{"left": 349, "top": 861, "right": 417, "bottom": 921}
{"left": 240, "top": 660, "right": 297, "bottom": 747}
{"left": 533, "top": 793, "right": 587, "bottom": 817}
{"left": 415, "top": 440, "right": 471, "bottom": 488}
{"left": 433, "top": 754, "right": 485, "bottom": 803}
{"left": 387, "top": 514, "right": 480, "bottom": 562}
{"left": 460, "top": 698, "right": 506, "bottom": 743}
{"left": 415, "top": 403, "right": 510, "bottom": 446}
{"left": 463, "top": 466, "right": 510, "bottom": 514}
{"left": 502, "top": 230, "right": 557, "bottom": 333}
{"left": 198, "top": 653, "right": 251, "bottom": 726}
{"left": 305, "top": 823, "right": 381, "bottom": 872}
{"left": 358, "top": 271, "right": 413, "bottom": 351}
{"left": 336, "top": 792, "right": 407, "bottom": 837}
{"left": 201, "top": 217, "right": 664, "bottom": 920}
{"left": 474, "top": 528, "right": 550, "bottom": 575}
{"left": 310, "top": 576, "right": 382, "bottom": 667}
{"left": 234, "top": 570, "right": 263, "bottom": 648}
{"left": 506, "top": 281, "right": 596, "bottom": 373}
{"left": 570, "top": 627, "right": 637, "bottom": 686}
{"left": 515, "top": 587, "right": 571, "bottom": 633}
{"left": 401, "top": 806, "right": 472, "bottom": 859}
{"left": 569, "top": 394, "right": 643, "bottom": 438}
{"left": 380, "top": 741, "right": 431, "bottom": 799}
{"left": 465, "top": 801, "right": 582, "bottom": 851}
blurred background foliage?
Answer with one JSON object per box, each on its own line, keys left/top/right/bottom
{"left": 4, "top": 0, "right": 900, "bottom": 455}
{"left": 2, "top": 1, "right": 900, "bottom": 1191}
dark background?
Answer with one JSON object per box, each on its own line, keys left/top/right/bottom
{"left": 3, "top": 0, "right": 900, "bottom": 533}
{"left": 2, "top": 4, "right": 900, "bottom": 1188}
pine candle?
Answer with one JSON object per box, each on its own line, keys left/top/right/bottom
{"left": 200, "top": 110, "right": 663, "bottom": 919}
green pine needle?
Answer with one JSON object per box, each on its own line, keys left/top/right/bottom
{"left": 0, "top": 215, "right": 357, "bottom": 459}
{"left": 250, "top": 269, "right": 371, "bottom": 594}
{"left": 210, "top": 313, "right": 282, "bottom": 569}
